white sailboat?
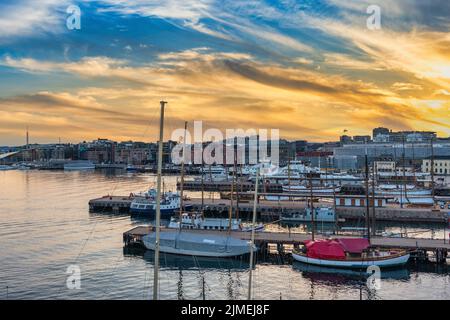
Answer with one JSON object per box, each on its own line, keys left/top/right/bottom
{"left": 291, "top": 155, "right": 410, "bottom": 269}
{"left": 168, "top": 212, "right": 264, "bottom": 232}
{"left": 142, "top": 110, "right": 254, "bottom": 261}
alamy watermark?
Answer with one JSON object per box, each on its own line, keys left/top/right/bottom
{"left": 366, "top": 265, "right": 381, "bottom": 291}
{"left": 366, "top": 5, "right": 381, "bottom": 30}
{"left": 170, "top": 121, "right": 279, "bottom": 166}
{"left": 66, "top": 5, "right": 81, "bottom": 30}
{"left": 66, "top": 265, "right": 81, "bottom": 289}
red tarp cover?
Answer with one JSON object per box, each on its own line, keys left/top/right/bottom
{"left": 304, "top": 240, "right": 346, "bottom": 260}
{"left": 337, "top": 238, "right": 370, "bottom": 253}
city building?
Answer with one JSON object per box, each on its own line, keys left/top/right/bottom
{"left": 422, "top": 157, "right": 450, "bottom": 175}
{"left": 339, "top": 135, "right": 353, "bottom": 145}
{"left": 372, "top": 127, "right": 390, "bottom": 138}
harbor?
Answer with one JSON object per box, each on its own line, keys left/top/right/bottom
{"left": 1, "top": 164, "right": 450, "bottom": 300}
{"left": 2, "top": 0, "right": 450, "bottom": 305}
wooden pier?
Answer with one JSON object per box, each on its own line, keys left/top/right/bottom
{"left": 89, "top": 196, "right": 449, "bottom": 223}
{"left": 123, "top": 226, "right": 449, "bottom": 263}
{"left": 89, "top": 195, "right": 134, "bottom": 213}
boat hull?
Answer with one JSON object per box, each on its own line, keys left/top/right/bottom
{"left": 64, "top": 167, "right": 95, "bottom": 171}
{"left": 143, "top": 231, "right": 255, "bottom": 258}
{"left": 292, "top": 252, "right": 410, "bottom": 268}
{"left": 130, "top": 207, "right": 177, "bottom": 217}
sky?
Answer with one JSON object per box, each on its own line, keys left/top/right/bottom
{"left": 0, "top": 0, "right": 449, "bottom": 145}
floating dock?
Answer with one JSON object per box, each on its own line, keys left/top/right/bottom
{"left": 123, "top": 226, "right": 450, "bottom": 263}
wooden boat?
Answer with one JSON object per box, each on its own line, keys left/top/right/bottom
{"left": 292, "top": 238, "right": 410, "bottom": 268}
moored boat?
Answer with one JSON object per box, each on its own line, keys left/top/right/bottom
{"left": 130, "top": 189, "right": 181, "bottom": 217}
{"left": 292, "top": 238, "right": 410, "bottom": 268}
{"left": 281, "top": 207, "right": 335, "bottom": 223}
{"left": 64, "top": 160, "right": 95, "bottom": 171}
{"left": 282, "top": 185, "right": 341, "bottom": 194}
{"left": 143, "top": 228, "right": 256, "bottom": 257}
{"left": 168, "top": 212, "right": 264, "bottom": 232}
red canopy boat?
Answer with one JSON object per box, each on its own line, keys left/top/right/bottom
{"left": 293, "top": 238, "right": 409, "bottom": 268}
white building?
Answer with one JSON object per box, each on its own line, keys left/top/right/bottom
{"left": 422, "top": 157, "right": 450, "bottom": 175}
{"left": 335, "top": 196, "right": 387, "bottom": 208}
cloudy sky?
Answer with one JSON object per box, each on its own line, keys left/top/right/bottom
{"left": 0, "top": 0, "right": 449, "bottom": 145}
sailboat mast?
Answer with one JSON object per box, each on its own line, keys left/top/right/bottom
{"left": 153, "top": 100, "right": 167, "bottom": 300}
{"left": 201, "top": 156, "right": 204, "bottom": 214}
{"left": 402, "top": 135, "right": 407, "bottom": 208}
{"left": 364, "top": 154, "right": 371, "bottom": 243}
{"left": 371, "top": 160, "right": 376, "bottom": 236}
{"left": 248, "top": 168, "right": 259, "bottom": 300}
{"left": 430, "top": 137, "right": 435, "bottom": 207}
{"left": 179, "top": 121, "right": 187, "bottom": 226}
{"left": 309, "top": 172, "right": 315, "bottom": 241}
{"left": 234, "top": 146, "right": 239, "bottom": 220}
{"left": 287, "top": 156, "right": 291, "bottom": 191}
{"left": 228, "top": 170, "right": 234, "bottom": 232}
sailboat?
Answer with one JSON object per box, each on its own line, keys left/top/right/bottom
{"left": 141, "top": 110, "right": 254, "bottom": 258}
{"left": 291, "top": 238, "right": 410, "bottom": 268}
{"left": 143, "top": 230, "right": 254, "bottom": 257}
{"left": 291, "top": 155, "right": 410, "bottom": 269}
{"left": 167, "top": 212, "right": 265, "bottom": 232}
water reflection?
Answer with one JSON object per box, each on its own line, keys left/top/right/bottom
{"left": 124, "top": 247, "right": 250, "bottom": 271}
{"left": 293, "top": 261, "right": 410, "bottom": 283}
{"left": 1, "top": 170, "right": 448, "bottom": 300}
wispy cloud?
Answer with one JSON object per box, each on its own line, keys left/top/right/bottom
{"left": 0, "top": 0, "right": 69, "bottom": 42}
{"left": 0, "top": 0, "right": 449, "bottom": 144}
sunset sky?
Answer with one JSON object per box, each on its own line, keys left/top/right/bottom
{"left": 0, "top": 0, "right": 449, "bottom": 145}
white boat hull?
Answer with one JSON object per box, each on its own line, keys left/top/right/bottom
{"left": 292, "top": 252, "right": 410, "bottom": 268}
{"left": 143, "top": 242, "right": 252, "bottom": 257}
{"left": 143, "top": 231, "right": 255, "bottom": 258}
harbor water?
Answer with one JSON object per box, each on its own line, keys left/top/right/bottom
{"left": 0, "top": 170, "right": 449, "bottom": 300}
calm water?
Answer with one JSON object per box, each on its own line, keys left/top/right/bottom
{"left": 0, "top": 170, "right": 449, "bottom": 300}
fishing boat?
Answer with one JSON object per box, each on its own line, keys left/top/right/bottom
{"left": 292, "top": 238, "right": 410, "bottom": 268}
{"left": 64, "top": 160, "right": 95, "bottom": 170}
{"left": 143, "top": 228, "right": 255, "bottom": 257}
{"left": 168, "top": 212, "right": 264, "bottom": 232}
{"left": 281, "top": 207, "right": 335, "bottom": 223}
{"left": 130, "top": 190, "right": 180, "bottom": 217}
